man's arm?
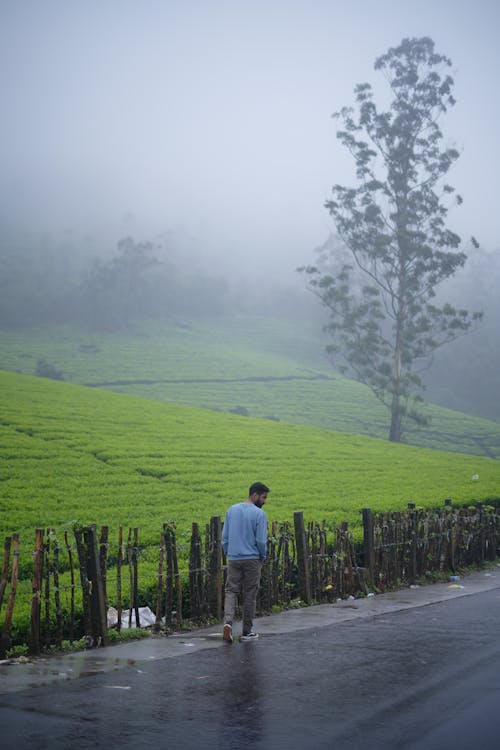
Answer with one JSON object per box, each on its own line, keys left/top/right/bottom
{"left": 222, "top": 511, "right": 229, "bottom": 556}
{"left": 256, "top": 512, "right": 267, "bottom": 561}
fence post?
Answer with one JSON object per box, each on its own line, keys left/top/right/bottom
{"left": 0, "top": 536, "right": 12, "bottom": 615}
{"left": 164, "top": 522, "right": 175, "bottom": 625}
{"left": 29, "top": 529, "right": 44, "bottom": 655}
{"left": 341, "top": 522, "right": 355, "bottom": 593}
{"left": 52, "top": 530, "right": 63, "bottom": 649}
{"left": 99, "top": 526, "right": 109, "bottom": 607}
{"left": 408, "top": 503, "right": 418, "bottom": 583}
{"left": 43, "top": 530, "right": 51, "bottom": 649}
{"left": 74, "top": 528, "right": 93, "bottom": 640}
{"left": 189, "top": 523, "right": 203, "bottom": 620}
{"left": 83, "top": 525, "right": 109, "bottom": 645}
{"left": 155, "top": 530, "right": 165, "bottom": 632}
{"left": 131, "top": 528, "right": 140, "bottom": 628}
{"left": 294, "top": 512, "right": 311, "bottom": 604}
{"left": 172, "top": 527, "right": 182, "bottom": 627}
{"left": 116, "top": 526, "right": 123, "bottom": 633}
{"left": 0, "top": 534, "right": 20, "bottom": 659}
{"left": 362, "top": 508, "right": 375, "bottom": 587}
{"left": 207, "top": 516, "right": 223, "bottom": 620}
{"left": 127, "top": 528, "right": 134, "bottom": 629}
{"left": 445, "top": 499, "right": 457, "bottom": 572}
{"left": 64, "top": 531, "right": 75, "bottom": 642}
{"left": 75, "top": 525, "right": 108, "bottom": 646}
{"left": 478, "top": 504, "right": 486, "bottom": 565}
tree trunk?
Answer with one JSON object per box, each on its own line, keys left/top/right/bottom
{"left": 389, "top": 392, "right": 402, "bottom": 442}
{"left": 390, "top": 287, "right": 405, "bottom": 443}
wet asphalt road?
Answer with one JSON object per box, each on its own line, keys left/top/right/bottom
{"left": 2, "top": 587, "right": 500, "bottom": 750}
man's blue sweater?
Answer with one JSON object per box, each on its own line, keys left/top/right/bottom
{"left": 222, "top": 502, "right": 267, "bottom": 561}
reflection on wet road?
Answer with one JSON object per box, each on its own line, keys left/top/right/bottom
{"left": 1, "top": 588, "right": 500, "bottom": 749}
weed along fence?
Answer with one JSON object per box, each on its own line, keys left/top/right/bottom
{"left": 0, "top": 502, "right": 499, "bottom": 657}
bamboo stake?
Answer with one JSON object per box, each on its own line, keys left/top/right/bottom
{"left": 127, "top": 528, "right": 133, "bottom": 629}
{"left": 99, "top": 526, "right": 109, "bottom": 607}
{"left": 155, "top": 531, "right": 165, "bottom": 632}
{"left": 171, "top": 526, "right": 182, "bottom": 627}
{"left": 52, "top": 530, "right": 63, "bottom": 648}
{"left": 64, "top": 531, "right": 75, "bottom": 642}
{"left": 0, "top": 535, "right": 20, "bottom": 658}
{"left": 30, "top": 529, "right": 44, "bottom": 655}
{"left": 133, "top": 528, "right": 140, "bottom": 629}
{"left": 82, "top": 524, "right": 108, "bottom": 645}
{"left": 0, "top": 536, "right": 12, "bottom": 615}
{"left": 293, "top": 512, "right": 311, "bottom": 604}
{"left": 117, "top": 525, "right": 123, "bottom": 633}
{"left": 43, "top": 529, "right": 51, "bottom": 649}
{"left": 188, "top": 522, "right": 202, "bottom": 619}
{"left": 74, "top": 528, "right": 92, "bottom": 642}
{"left": 208, "top": 516, "right": 222, "bottom": 620}
{"left": 279, "top": 523, "right": 286, "bottom": 601}
{"left": 164, "top": 523, "right": 174, "bottom": 626}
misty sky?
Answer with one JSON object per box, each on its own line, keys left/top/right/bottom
{"left": 1, "top": 0, "right": 499, "bottom": 279}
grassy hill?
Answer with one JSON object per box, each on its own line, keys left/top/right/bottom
{"left": 1, "top": 316, "right": 500, "bottom": 458}
{"left": 2, "top": 369, "right": 499, "bottom": 562}
{"left": 2, "top": 317, "right": 499, "bottom": 648}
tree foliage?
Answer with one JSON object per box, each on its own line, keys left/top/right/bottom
{"left": 80, "top": 237, "right": 161, "bottom": 330}
{"left": 300, "top": 37, "right": 481, "bottom": 442}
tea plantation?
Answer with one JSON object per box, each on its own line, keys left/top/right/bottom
{"left": 2, "top": 369, "right": 499, "bottom": 560}
{"left": 1, "top": 316, "right": 500, "bottom": 458}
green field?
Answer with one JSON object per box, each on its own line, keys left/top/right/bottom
{"left": 1, "top": 314, "right": 500, "bottom": 566}
{"left": 1, "top": 316, "right": 500, "bottom": 458}
{"left": 2, "top": 369, "right": 499, "bottom": 567}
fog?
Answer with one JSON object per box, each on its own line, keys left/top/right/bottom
{"left": 1, "top": 0, "right": 499, "bottom": 284}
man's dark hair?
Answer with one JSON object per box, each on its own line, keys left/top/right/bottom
{"left": 249, "top": 482, "right": 270, "bottom": 496}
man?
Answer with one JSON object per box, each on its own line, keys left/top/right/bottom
{"left": 221, "top": 481, "right": 270, "bottom": 643}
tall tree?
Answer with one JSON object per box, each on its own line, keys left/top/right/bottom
{"left": 300, "top": 37, "right": 481, "bottom": 442}
{"left": 81, "top": 237, "right": 159, "bottom": 330}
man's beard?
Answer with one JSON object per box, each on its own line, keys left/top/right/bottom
{"left": 255, "top": 499, "right": 264, "bottom": 508}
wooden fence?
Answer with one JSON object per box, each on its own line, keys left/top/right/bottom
{"left": 0, "top": 501, "right": 498, "bottom": 657}
{"left": 363, "top": 501, "right": 499, "bottom": 590}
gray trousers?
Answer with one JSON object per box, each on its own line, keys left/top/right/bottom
{"left": 224, "top": 559, "right": 263, "bottom": 634}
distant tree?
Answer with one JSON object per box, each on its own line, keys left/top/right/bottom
{"left": 35, "top": 358, "right": 64, "bottom": 381}
{"left": 81, "top": 237, "right": 159, "bottom": 330}
{"left": 300, "top": 37, "right": 481, "bottom": 442}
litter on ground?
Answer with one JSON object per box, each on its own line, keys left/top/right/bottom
{"left": 107, "top": 606, "right": 157, "bottom": 629}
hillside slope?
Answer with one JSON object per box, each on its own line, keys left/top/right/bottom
{"left": 1, "top": 316, "right": 499, "bottom": 458}
{"left": 1, "top": 371, "right": 499, "bottom": 550}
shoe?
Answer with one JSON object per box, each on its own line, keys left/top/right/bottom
{"left": 223, "top": 623, "right": 233, "bottom": 643}
{"left": 240, "top": 632, "right": 259, "bottom": 641}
